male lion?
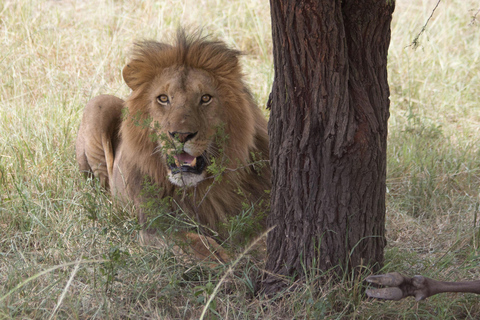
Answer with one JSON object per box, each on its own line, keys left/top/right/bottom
{"left": 76, "top": 31, "right": 270, "bottom": 262}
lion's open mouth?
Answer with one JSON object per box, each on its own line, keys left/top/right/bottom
{"left": 168, "top": 152, "right": 206, "bottom": 175}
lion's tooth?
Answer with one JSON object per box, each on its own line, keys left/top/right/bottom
{"left": 175, "top": 159, "right": 181, "bottom": 167}
{"left": 191, "top": 157, "right": 197, "bottom": 167}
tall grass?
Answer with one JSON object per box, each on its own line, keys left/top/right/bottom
{"left": 1, "top": 0, "right": 480, "bottom": 318}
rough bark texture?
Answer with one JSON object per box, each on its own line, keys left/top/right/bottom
{"left": 264, "top": 0, "right": 394, "bottom": 294}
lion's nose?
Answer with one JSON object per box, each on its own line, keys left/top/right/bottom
{"left": 169, "top": 131, "right": 198, "bottom": 143}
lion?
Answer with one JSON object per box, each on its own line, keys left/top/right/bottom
{"left": 76, "top": 31, "right": 270, "bottom": 262}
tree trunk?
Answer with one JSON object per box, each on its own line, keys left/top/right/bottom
{"left": 264, "top": 0, "right": 394, "bottom": 294}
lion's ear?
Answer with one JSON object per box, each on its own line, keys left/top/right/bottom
{"left": 122, "top": 63, "right": 140, "bottom": 90}
{"left": 123, "top": 41, "right": 172, "bottom": 90}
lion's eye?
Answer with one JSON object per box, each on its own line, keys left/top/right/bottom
{"left": 157, "top": 94, "right": 169, "bottom": 105}
{"left": 200, "top": 94, "right": 212, "bottom": 104}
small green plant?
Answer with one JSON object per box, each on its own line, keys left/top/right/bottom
{"left": 222, "top": 200, "right": 267, "bottom": 247}
{"left": 205, "top": 123, "right": 230, "bottom": 182}
{"left": 193, "top": 277, "right": 216, "bottom": 308}
{"left": 139, "top": 178, "right": 195, "bottom": 233}
{"left": 100, "top": 245, "right": 129, "bottom": 294}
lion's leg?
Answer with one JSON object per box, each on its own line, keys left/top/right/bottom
{"left": 181, "top": 231, "right": 230, "bottom": 263}
{"left": 76, "top": 95, "right": 124, "bottom": 189}
{"left": 139, "top": 229, "right": 230, "bottom": 264}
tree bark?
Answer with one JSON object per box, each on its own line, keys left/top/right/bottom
{"left": 264, "top": 0, "right": 394, "bottom": 294}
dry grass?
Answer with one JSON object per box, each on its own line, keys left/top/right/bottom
{"left": 1, "top": 0, "right": 480, "bottom": 318}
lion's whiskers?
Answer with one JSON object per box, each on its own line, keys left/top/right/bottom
{"left": 152, "top": 145, "right": 164, "bottom": 156}
{"left": 206, "top": 145, "right": 222, "bottom": 159}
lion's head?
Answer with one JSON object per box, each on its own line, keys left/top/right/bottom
{"left": 120, "top": 31, "right": 261, "bottom": 189}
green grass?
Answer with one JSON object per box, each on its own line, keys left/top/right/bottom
{"left": 1, "top": 0, "right": 480, "bottom": 318}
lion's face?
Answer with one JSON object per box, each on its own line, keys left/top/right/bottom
{"left": 146, "top": 66, "right": 225, "bottom": 187}
{"left": 121, "top": 35, "right": 261, "bottom": 191}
